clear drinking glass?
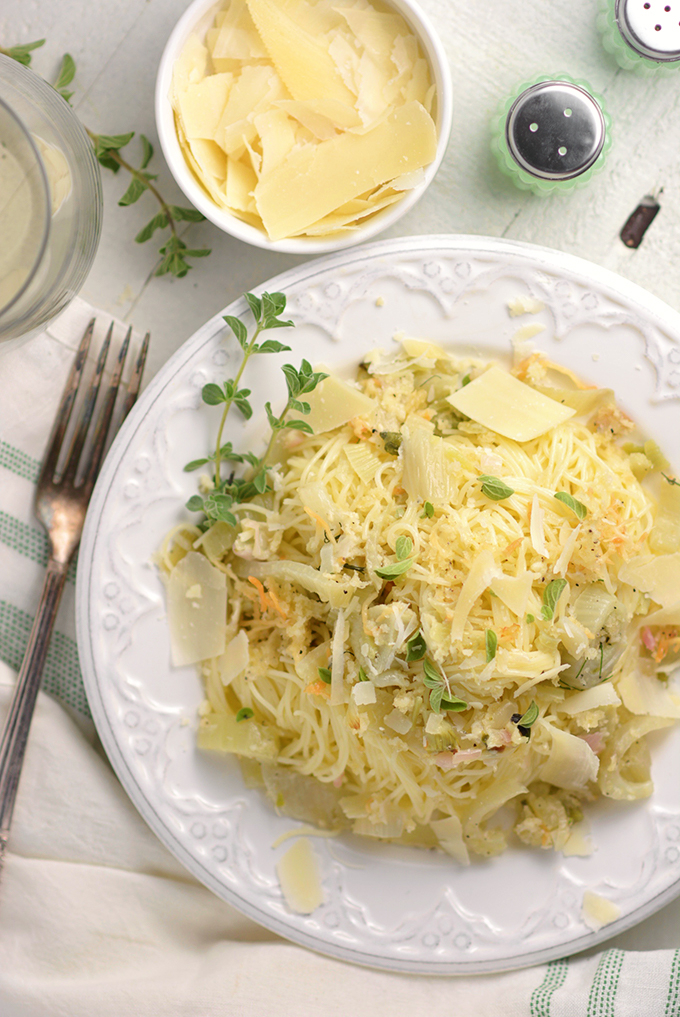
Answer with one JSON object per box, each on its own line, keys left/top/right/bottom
{"left": 0, "top": 55, "right": 102, "bottom": 346}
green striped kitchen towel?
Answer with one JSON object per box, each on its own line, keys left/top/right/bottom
{"left": 0, "top": 298, "right": 142, "bottom": 719}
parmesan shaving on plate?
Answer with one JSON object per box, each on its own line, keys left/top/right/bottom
{"left": 160, "top": 341, "right": 679, "bottom": 862}
{"left": 170, "top": 0, "right": 438, "bottom": 240}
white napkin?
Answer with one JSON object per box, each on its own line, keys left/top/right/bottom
{"left": 1, "top": 301, "right": 679, "bottom": 1015}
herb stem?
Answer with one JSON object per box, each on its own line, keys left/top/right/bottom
{"left": 85, "top": 128, "right": 178, "bottom": 237}
{"left": 213, "top": 324, "right": 263, "bottom": 485}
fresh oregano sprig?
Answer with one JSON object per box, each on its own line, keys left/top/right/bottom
{"left": 2, "top": 39, "right": 210, "bottom": 280}
{"left": 185, "top": 292, "right": 328, "bottom": 527}
{"left": 87, "top": 129, "right": 210, "bottom": 277}
{"left": 422, "top": 659, "right": 468, "bottom": 714}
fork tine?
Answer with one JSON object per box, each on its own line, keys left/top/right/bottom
{"left": 61, "top": 323, "right": 113, "bottom": 482}
{"left": 37, "top": 319, "right": 94, "bottom": 487}
{"left": 120, "top": 331, "right": 150, "bottom": 422}
{"left": 81, "top": 326, "right": 132, "bottom": 489}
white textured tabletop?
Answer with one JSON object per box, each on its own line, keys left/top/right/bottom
{"left": 2, "top": 0, "right": 680, "bottom": 957}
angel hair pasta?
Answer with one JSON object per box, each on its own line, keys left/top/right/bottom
{"left": 160, "top": 336, "right": 680, "bottom": 862}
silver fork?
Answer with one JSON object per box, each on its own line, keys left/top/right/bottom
{"left": 0, "top": 319, "right": 150, "bottom": 872}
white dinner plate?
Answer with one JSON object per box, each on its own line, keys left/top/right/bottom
{"left": 77, "top": 235, "right": 680, "bottom": 975}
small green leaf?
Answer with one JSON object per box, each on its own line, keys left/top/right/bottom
{"left": 429, "top": 685, "right": 444, "bottom": 713}
{"left": 236, "top": 707, "right": 254, "bottom": 722}
{"left": 461, "top": 374, "right": 471, "bottom": 387}
{"left": 202, "top": 383, "right": 226, "bottom": 406}
{"left": 135, "top": 212, "right": 167, "bottom": 243}
{"left": 526, "top": 613, "right": 535, "bottom": 623}
{"left": 96, "top": 131, "right": 135, "bottom": 154}
{"left": 357, "top": 667, "right": 369, "bottom": 681}
{"left": 421, "top": 502, "right": 434, "bottom": 519}
{"left": 244, "top": 292, "right": 262, "bottom": 322}
{"left": 395, "top": 535, "right": 413, "bottom": 560}
{"left": 318, "top": 667, "right": 332, "bottom": 684}
{"left": 375, "top": 558, "right": 413, "bottom": 580}
{"left": 281, "top": 364, "right": 301, "bottom": 398}
{"left": 380, "top": 431, "right": 402, "bottom": 456}
{"left": 479, "top": 475, "right": 515, "bottom": 501}
{"left": 485, "top": 629, "right": 498, "bottom": 662}
{"left": 54, "top": 52, "right": 76, "bottom": 90}
{"left": 184, "top": 458, "right": 210, "bottom": 472}
{"left": 235, "top": 398, "right": 253, "bottom": 421}
{"left": 257, "top": 339, "right": 291, "bottom": 354}
{"left": 406, "top": 631, "right": 427, "bottom": 662}
{"left": 186, "top": 495, "right": 205, "bottom": 512}
{"left": 422, "top": 659, "right": 443, "bottom": 688}
{"left": 203, "top": 493, "right": 236, "bottom": 525}
{"left": 517, "top": 701, "right": 539, "bottom": 728}
{"left": 139, "top": 134, "right": 154, "bottom": 169}
{"left": 169, "top": 205, "right": 205, "bottom": 222}
{"left": 554, "top": 491, "right": 587, "bottom": 520}
{"left": 540, "top": 578, "right": 567, "bottom": 620}
{"left": 253, "top": 470, "right": 269, "bottom": 494}
{"left": 285, "top": 419, "right": 314, "bottom": 433}
{"left": 5, "top": 39, "right": 45, "bottom": 65}
{"left": 118, "top": 176, "right": 148, "bottom": 206}
{"left": 440, "top": 695, "right": 468, "bottom": 712}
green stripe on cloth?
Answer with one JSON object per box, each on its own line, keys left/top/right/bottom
{"left": 0, "top": 601, "right": 90, "bottom": 717}
{"left": 0, "top": 441, "right": 40, "bottom": 484}
{"left": 587, "top": 948, "right": 625, "bottom": 1017}
{"left": 530, "top": 958, "right": 569, "bottom": 1016}
{"left": 0, "top": 510, "right": 77, "bottom": 583}
{"left": 665, "top": 949, "right": 680, "bottom": 1016}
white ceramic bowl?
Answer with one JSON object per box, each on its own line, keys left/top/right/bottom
{"left": 155, "top": 0, "right": 452, "bottom": 254}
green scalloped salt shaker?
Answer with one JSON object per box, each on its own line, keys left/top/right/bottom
{"left": 598, "top": 0, "right": 680, "bottom": 74}
{"left": 491, "top": 74, "right": 612, "bottom": 196}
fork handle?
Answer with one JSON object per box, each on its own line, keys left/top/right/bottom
{"left": 0, "top": 559, "right": 68, "bottom": 869}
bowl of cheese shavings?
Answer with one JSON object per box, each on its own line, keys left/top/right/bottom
{"left": 155, "top": 0, "right": 452, "bottom": 253}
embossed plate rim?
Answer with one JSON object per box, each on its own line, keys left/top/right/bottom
{"left": 77, "top": 234, "right": 680, "bottom": 975}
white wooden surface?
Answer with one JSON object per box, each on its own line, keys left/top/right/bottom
{"left": 2, "top": 0, "right": 680, "bottom": 954}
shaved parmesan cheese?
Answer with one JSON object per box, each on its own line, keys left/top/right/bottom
{"left": 304, "top": 375, "right": 375, "bottom": 433}
{"left": 177, "top": 74, "right": 233, "bottom": 139}
{"left": 254, "top": 101, "right": 437, "bottom": 241}
{"left": 508, "top": 295, "right": 545, "bottom": 317}
{"left": 431, "top": 815, "right": 470, "bottom": 866}
{"left": 541, "top": 727, "right": 599, "bottom": 791}
{"left": 562, "top": 820, "right": 594, "bottom": 857}
{"left": 167, "top": 552, "right": 227, "bottom": 666}
{"left": 618, "top": 553, "right": 680, "bottom": 609}
{"left": 513, "top": 322, "right": 545, "bottom": 342}
{"left": 554, "top": 523, "right": 581, "bottom": 575}
{"left": 401, "top": 421, "right": 459, "bottom": 504}
{"left": 400, "top": 336, "right": 450, "bottom": 361}
{"left": 276, "top": 837, "right": 324, "bottom": 914}
{"left": 245, "top": 0, "right": 356, "bottom": 107}
{"left": 558, "top": 683, "right": 620, "bottom": 715}
{"left": 530, "top": 495, "right": 548, "bottom": 557}
{"left": 618, "top": 669, "right": 680, "bottom": 718}
{"left": 447, "top": 367, "right": 575, "bottom": 442}
{"left": 219, "top": 630, "right": 250, "bottom": 686}
{"left": 451, "top": 550, "right": 501, "bottom": 643}
{"left": 490, "top": 573, "right": 533, "bottom": 617}
{"left": 581, "top": 891, "right": 620, "bottom": 931}
{"left": 352, "top": 681, "right": 377, "bottom": 705}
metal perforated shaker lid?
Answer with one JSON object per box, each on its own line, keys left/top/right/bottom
{"left": 505, "top": 81, "right": 606, "bottom": 181}
{"left": 616, "top": 0, "right": 680, "bottom": 61}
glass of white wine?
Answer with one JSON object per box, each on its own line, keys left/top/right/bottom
{"left": 0, "top": 55, "right": 102, "bottom": 346}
